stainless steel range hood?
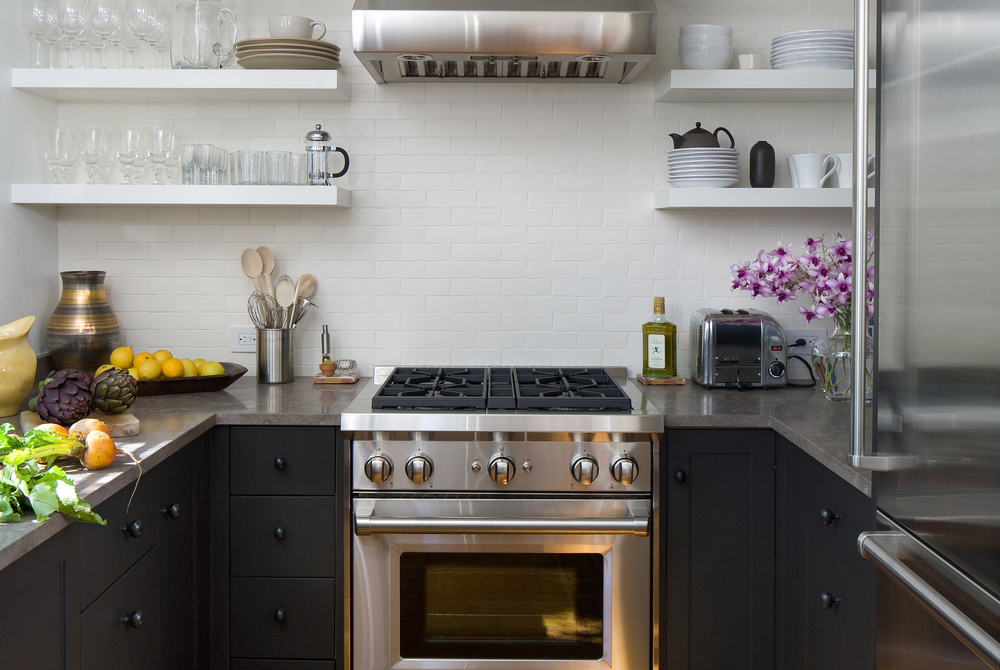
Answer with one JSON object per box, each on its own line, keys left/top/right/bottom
{"left": 352, "top": 0, "right": 658, "bottom": 84}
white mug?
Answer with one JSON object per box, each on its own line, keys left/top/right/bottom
{"left": 268, "top": 15, "right": 326, "bottom": 40}
{"left": 788, "top": 153, "right": 839, "bottom": 188}
{"left": 831, "top": 153, "right": 876, "bottom": 188}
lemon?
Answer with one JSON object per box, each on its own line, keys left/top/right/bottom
{"left": 180, "top": 359, "right": 198, "bottom": 377}
{"left": 95, "top": 363, "right": 117, "bottom": 376}
{"left": 109, "top": 346, "right": 134, "bottom": 369}
{"left": 134, "top": 352, "right": 152, "bottom": 366}
{"left": 198, "top": 361, "right": 225, "bottom": 376}
{"left": 192, "top": 358, "right": 206, "bottom": 369}
{"left": 127, "top": 367, "right": 139, "bottom": 379}
{"left": 137, "top": 358, "right": 163, "bottom": 380}
{"left": 152, "top": 349, "right": 173, "bottom": 364}
{"left": 162, "top": 358, "right": 185, "bottom": 379}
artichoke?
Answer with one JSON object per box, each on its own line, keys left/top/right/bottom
{"left": 89, "top": 368, "right": 138, "bottom": 415}
{"left": 28, "top": 369, "right": 94, "bottom": 425}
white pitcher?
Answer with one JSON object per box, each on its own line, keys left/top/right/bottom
{"left": 171, "top": 0, "right": 237, "bottom": 69}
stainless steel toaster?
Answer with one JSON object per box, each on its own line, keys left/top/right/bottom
{"left": 690, "top": 308, "right": 787, "bottom": 388}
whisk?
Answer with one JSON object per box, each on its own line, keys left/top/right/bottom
{"left": 248, "top": 291, "right": 270, "bottom": 329}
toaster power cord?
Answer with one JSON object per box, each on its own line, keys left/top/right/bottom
{"left": 785, "top": 347, "right": 817, "bottom": 388}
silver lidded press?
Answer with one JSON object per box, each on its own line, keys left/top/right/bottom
{"left": 304, "top": 124, "right": 350, "bottom": 185}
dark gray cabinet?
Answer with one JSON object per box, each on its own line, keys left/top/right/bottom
{"left": 663, "top": 429, "right": 776, "bottom": 670}
{"left": 775, "top": 435, "right": 875, "bottom": 670}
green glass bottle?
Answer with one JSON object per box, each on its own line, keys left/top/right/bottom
{"left": 642, "top": 297, "right": 677, "bottom": 378}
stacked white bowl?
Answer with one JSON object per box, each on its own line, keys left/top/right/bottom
{"left": 679, "top": 24, "right": 734, "bottom": 69}
{"left": 667, "top": 147, "right": 740, "bottom": 188}
{"left": 770, "top": 29, "right": 854, "bottom": 69}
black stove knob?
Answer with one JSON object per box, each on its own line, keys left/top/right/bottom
{"left": 405, "top": 455, "right": 434, "bottom": 483}
{"left": 571, "top": 456, "right": 599, "bottom": 485}
{"left": 611, "top": 456, "right": 638, "bottom": 486}
{"left": 488, "top": 456, "right": 515, "bottom": 485}
{"left": 364, "top": 454, "right": 393, "bottom": 483}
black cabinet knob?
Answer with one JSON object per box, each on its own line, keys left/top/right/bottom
{"left": 274, "top": 608, "right": 286, "bottom": 623}
{"left": 274, "top": 457, "right": 285, "bottom": 471}
{"left": 123, "top": 611, "right": 143, "bottom": 629}
{"left": 820, "top": 508, "right": 840, "bottom": 526}
{"left": 161, "top": 503, "right": 181, "bottom": 519}
{"left": 820, "top": 592, "right": 841, "bottom": 609}
{"left": 122, "top": 520, "right": 142, "bottom": 538}
{"left": 675, "top": 469, "right": 687, "bottom": 484}
{"left": 274, "top": 526, "right": 285, "bottom": 541}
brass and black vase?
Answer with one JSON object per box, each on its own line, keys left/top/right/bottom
{"left": 46, "top": 271, "right": 121, "bottom": 373}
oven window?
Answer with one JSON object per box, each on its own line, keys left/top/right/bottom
{"left": 399, "top": 553, "right": 604, "bottom": 660}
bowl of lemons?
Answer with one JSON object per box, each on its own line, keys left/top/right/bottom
{"left": 101, "top": 347, "right": 247, "bottom": 396}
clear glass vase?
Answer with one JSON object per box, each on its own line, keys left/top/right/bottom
{"left": 811, "top": 321, "right": 873, "bottom": 402}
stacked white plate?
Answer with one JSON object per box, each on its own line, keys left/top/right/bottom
{"left": 770, "top": 29, "right": 854, "bottom": 70}
{"left": 236, "top": 38, "right": 341, "bottom": 70}
{"left": 667, "top": 148, "right": 740, "bottom": 188}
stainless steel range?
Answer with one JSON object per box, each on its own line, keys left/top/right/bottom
{"left": 341, "top": 367, "right": 663, "bottom": 670}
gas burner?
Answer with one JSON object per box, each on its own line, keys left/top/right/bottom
{"left": 514, "top": 368, "right": 632, "bottom": 412}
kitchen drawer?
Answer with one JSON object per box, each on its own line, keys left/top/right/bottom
{"left": 230, "top": 427, "right": 337, "bottom": 496}
{"left": 232, "top": 661, "right": 336, "bottom": 670}
{"left": 230, "top": 496, "right": 337, "bottom": 577}
{"left": 81, "top": 544, "right": 161, "bottom": 670}
{"left": 80, "top": 472, "right": 159, "bottom": 609}
{"left": 230, "top": 577, "right": 336, "bottom": 659}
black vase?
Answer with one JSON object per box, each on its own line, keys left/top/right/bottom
{"left": 750, "top": 140, "right": 775, "bottom": 188}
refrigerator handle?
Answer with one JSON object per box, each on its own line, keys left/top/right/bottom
{"left": 859, "top": 531, "right": 1000, "bottom": 670}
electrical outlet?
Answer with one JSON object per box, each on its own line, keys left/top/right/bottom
{"left": 786, "top": 329, "right": 825, "bottom": 355}
{"left": 230, "top": 327, "right": 256, "bottom": 353}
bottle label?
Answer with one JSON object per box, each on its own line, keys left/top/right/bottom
{"left": 648, "top": 334, "right": 666, "bottom": 369}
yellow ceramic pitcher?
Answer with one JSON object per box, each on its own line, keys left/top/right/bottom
{"left": 0, "top": 316, "right": 37, "bottom": 417}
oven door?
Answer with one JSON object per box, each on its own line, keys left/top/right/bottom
{"left": 352, "top": 497, "right": 651, "bottom": 670}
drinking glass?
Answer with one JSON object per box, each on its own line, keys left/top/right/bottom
{"left": 144, "top": 127, "right": 172, "bottom": 184}
{"left": 163, "top": 133, "right": 180, "bottom": 183}
{"left": 180, "top": 143, "right": 197, "bottom": 184}
{"left": 105, "top": 21, "right": 127, "bottom": 67}
{"left": 124, "top": 0, "right": 157, "bottom": 68}
{"left": 116, "top": 126, "right": 146, "bottom": 184}
{"left": 80, "top": 127, "right": 108, "bottom": 184}
{"left": 20, "top": 0, "right": 56, "bottom": 68}
{"left": 87, "top": 0, "right": 120, "bottom": 69}
{"left": 289, "top": 153, "right": 307, "bottom": 185}
{"left": 39, "top": 126, "right": 80, "bottom": 184}
{"left": 55, "top": 0, "right": 89, "bottom": 68}
{"left": 266, "top": 151, "right": 291, "bottom": 185}
{"left": 195, "top": 143, "right": 213, "bottom": 185}
{"left": 212, "top": 145, "right": 228, "bottom": 184}
{"left": 237, "top": 150, "right": 263, "bottom": 185}
{"left": 148, "top": 1, "right": 170, "bottom": 68}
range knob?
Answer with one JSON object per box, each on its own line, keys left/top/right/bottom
{"left": 571, "top": 456, "right": 599, "bottom": 485}
{"left": 488, "top": 456, "right": 516, "bottom": 485}
{"left": 611, "top": 456, "right": 639, "bottom": 486}
{"left": 405, "top": 455, "right": 434, "bottom": 483}
{"left": 364, "top": 454, "right": 393, "bottom": 483}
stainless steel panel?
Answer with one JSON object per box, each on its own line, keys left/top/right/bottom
{"left": 875, "top": 0, "right": 1000, "bottom": 595}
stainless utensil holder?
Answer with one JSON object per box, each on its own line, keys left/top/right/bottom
{"left": 257, "top": 328, "right": 293, "bottom": 384}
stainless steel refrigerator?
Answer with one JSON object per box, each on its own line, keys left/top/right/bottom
{"left": 851, "top": 0, "right": 1000, "bottom": 667}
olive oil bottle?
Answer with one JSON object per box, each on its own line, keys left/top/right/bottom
{"left": 642, "top": 297, "right": 676, "bottom": 378}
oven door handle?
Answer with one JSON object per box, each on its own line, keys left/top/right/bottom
{"left": 354, "top": 500, "right": 650, "bottom": 537}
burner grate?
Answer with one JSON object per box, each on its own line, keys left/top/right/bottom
{"left": 514, "top": 368, "right": 632, "bottom": 412}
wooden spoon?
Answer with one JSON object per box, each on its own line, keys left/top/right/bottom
{"left": 240, "top": 248, "right": 263, "bottom": 293}
{"left": 256, "top": 246, "right": 275, "bottom": 297}
{"left": 296, "top": 273, "right": 317, "bottom": 299}
{"left": 275, "top": 276, "right": 296, "bottom": 312}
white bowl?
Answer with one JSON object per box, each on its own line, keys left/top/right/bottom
{"left": 680, "top": 24, "right": 733, "bottom": 37}
{"left": 680, "top": 34, "right": 733, "bottom": 48}
{"left": 680, "top": 45, "right": 733, "bottom": 69}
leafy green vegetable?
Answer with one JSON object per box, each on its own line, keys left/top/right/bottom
{"left": 0, "top": 423, "right": 105, "bottom": 525}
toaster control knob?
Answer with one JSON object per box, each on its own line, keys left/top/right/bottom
{"left": 364, "top": 454, "right": 393, "bottom": 483}
{"left": 488, "top": 456, "right": 516, "bottom": 485}
{"left": 405, "top": 455, "right": 434, "bottom": 483}
{"left": 611, "top": 456, "right": 639, "bottom": 486}
{"left": 571, "top": 456, "right": 599, "bottom": 485}
{"left": 768, "top": 361, "right": 786, "bottom": 379}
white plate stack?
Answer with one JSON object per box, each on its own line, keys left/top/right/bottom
{"left": 667, "top": 148, "right": 740, "bottom": 188}
{"left": 236, "top": 38, "right": 341, "bottom": 70}
{"left": 770, "top": 29, "right": 854, "bottom": 70}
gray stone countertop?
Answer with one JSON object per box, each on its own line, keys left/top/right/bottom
{"left": 0, "top": 375, "right": 869, "bottom": 572}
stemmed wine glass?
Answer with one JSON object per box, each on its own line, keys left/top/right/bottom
{"left": 55, "top": 0, "right": 89, "bottom": 69}
{"left": 149, "top": 2, "right": 170, "bottom": 69}
{"left": 116, "top": 126, "right": 146, "bottom": 184}
{"left": 40, "top": 126, "right": 80, "bottom": 184}
{"left": 87, "top": 0, "right": 120, "bottom": 69}
{"left": 20, "top": 0, "right": 56, "bottom": 68}
{"left": 80, "top": 127, "right": 108, "bottom": 184}
{"left": 124, "top": 0, "right": 157, "bottom": 69}
{"left": 144, "top": 127, "right": 173, "bottom": 184}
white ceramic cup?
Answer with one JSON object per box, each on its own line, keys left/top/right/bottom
{"left": 739, "top": 53, "right": 762, "bottom": 69}
{"left": 831, "top": 153, "right": 876, "bottom": 188}
{"left": 268, "top": 15, "right": 326, "bottom": 40}
{"left": 788, "top": 153, "right": 840, "bottom": 188}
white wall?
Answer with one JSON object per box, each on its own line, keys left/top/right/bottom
{"left": 52, "top": 0, "right": 858, "bottom": 377}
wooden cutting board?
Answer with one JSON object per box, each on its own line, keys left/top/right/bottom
{"left": 20, "top": 410, "right": 140, "bottom": 437}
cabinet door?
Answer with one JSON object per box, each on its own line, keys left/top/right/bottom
{"left": 230, "top": 427, "right": 337, "bottom": 496}
{"left": 775, "top": 436, "right": 813, "bottom": 670}
{"left": 229, "top": 577, "right": 336, "bottom": 660}
{"left": 664, "top": 429, "right": 775, "bottom": 670}
{"left": 230, "top": 496, "right": 337, "bottom": 577}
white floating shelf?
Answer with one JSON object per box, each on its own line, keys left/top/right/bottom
{"left": 655, "top": 69, "right": 877, "bottom": 103}
{"left": 653, "top": 187, "right": 875, "bottom": 209}
{"left": 12, "top": 184, "right": 350, "bottom": 207}
{"left": 11, "top": 68, "right": 350, "bottom": 102}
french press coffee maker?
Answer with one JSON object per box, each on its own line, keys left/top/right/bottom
{"left": 304, "top": 125, "right": 350, "bottom": 185}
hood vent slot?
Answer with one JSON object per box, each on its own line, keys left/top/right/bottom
{"left": 397, "top": 56, "right": 611, "bottom": 80}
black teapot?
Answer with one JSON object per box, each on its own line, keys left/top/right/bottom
{"left": 670, "top": 122, "right": 735, "bottom": 149}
